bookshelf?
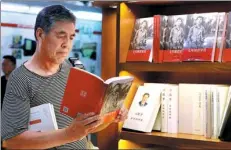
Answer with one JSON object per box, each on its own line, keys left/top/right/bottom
{"left": 120, "top": 131, "right": 231, "bottom": 149}
{"left": 96, "top": 1, "right": 231, "bottom": 150}
{"left": 119, "top": 62, "right": 231, "bottom": 72}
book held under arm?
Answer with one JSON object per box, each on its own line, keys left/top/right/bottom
{"left": 29, "top": 103, "right": 58, "bottom": 132}
{"left": 60, "top": 67, "right": 134, "bottom": 124}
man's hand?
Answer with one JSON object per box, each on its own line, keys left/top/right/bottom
{"left": 114, "top": 106, "right": 128, "bottom": 123}
{"left": 66, "top": 112, "right": 102, "bottom": 142}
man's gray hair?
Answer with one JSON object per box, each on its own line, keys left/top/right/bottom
{"left": 34, "top": 4, "right": 76, "bottom": 40}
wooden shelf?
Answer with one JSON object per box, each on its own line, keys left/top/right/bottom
{"left": 120, "top": 131, "right": 231, "bottom": 149}
{"left": 119, "top": 62, "right": 231, "bottom": 73}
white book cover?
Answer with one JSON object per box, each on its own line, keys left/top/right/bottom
{"left": 211, "top": 85, "right": 229, "bottom": 138}
{"left": 218, "top": 86, "right": 231, "bottom": 138}
{"left": 217, "top": 86, "right": 229, "bottom": 127}
{"left": 166, "top": 85, "right": 179, "bottom": 134}
{"left": 123, "top": 86, "right": 161, "bottom": 132}
{"left": 179, "top": 84, "right": 204, "bottom": 135}
{"left": 29, "top": 103, "right": 58, "bottom": 132}
{"left": 152, "top": 107, "right": 161, "bottom": 131}
{"left": 161, "top": 89, "right": 168, "bottom": 132}
{"left": 211, "top": 86, "right": 217, "bottom": 138}
{"left": 143, "top": 83, "right": 171, "bottom": 132}
{"left": 203, "top": 85, "right": 212, "bottom": 139}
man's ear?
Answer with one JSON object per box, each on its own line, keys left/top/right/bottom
{"left": 36, "top": 28, "right": 45, "bottom": 41}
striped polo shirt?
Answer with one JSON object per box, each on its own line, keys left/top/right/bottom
{"left": 1, "top": 60, "right": 89, "bottom": 149}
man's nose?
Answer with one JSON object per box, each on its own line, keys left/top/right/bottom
{"left": 61, "top": 38, "right": 70, "bottom": 49}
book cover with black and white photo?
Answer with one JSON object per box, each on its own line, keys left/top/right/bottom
{"left": 221, "top": 12, "right": 231, "bottom": 62}
{"left": 182, "top": 12, "right": 219, "bottom": 61}
{"left": 127, "top": 17, "right": 154, "bottom": 62}
{"left": 162, "top": 15, "right": 187, "bottom": 62}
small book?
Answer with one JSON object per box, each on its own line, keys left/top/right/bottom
{"left": 29, "top": 103, "right": 58, "bottom": 132}
{"left": 60, "top": 67, "right": 134, "bottom": 124}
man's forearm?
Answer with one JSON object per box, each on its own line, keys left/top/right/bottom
{"left": 3, "top": 128, "right": 73, "bottom": 149}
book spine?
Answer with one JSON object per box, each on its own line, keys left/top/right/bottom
{"left": 192, "top": 91, "right": 203, "bottom": 135}
{"left": 204, "top": 87, "right": 212, "bottom": 139}
{"left": 161, "top": 89, "right": 168, "bottom": 132}
{"left": 219, "top": 13, "right": 228, "bottom": 62}
{"left": 167, "top": 86, "right": 178, "bottom": 134}
{"left": 211, "top": 13, "right": 220, "bottom": 62}
{"left": 215, "top": 88, "right": 220, "bottom": 138}
{"left": 211, "top": 88, "right": 215, "bottom": 138}
{"left": 153, "top": 15, "right": 160, "bottom": 63}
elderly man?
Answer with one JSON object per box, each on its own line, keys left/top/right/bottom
{"left": 2, "top": 5, "right": 128, "bottom": 149}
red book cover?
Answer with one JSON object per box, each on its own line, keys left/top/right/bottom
{"left": 222, "top": 12, "right": 231, "bottom": 62}
{"left": 60, "top": 68, "right": 134, "bottom": 124}
{"left": 214, "top": 13, "right": 226, "bottom": 62}
{"left": 182, "top": 12, "right": 219, "bottom": 62}
{"left": 162, "top": 15, "right": 187, "bottom": 62}
{"left": 126, "top": 17, "right": 154, "bottom": 62}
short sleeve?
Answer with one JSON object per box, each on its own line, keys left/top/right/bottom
{"left": 1, "top": 73, "right": 30, "bottom": 141}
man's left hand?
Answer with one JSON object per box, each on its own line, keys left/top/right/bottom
{"left": 114, "top": 105, "right": 128, "bottom": 123}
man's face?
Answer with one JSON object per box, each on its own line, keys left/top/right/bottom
{"left": 141, "top": 22, "right": 146, "bottom": 30}
{"left": 2, "top": 59, "right": 15, "bottom": 75}
{"left": 142, "top": 95, "right": 149, "bottom": 102}
{"left": 176, "top": 19, "right": 182, "bottom": 27}
{"left": 39, "top": 21, "right": 76, "bottom": 64}
{"left": 196, "top": 18, "right": 202, "bottom": 25}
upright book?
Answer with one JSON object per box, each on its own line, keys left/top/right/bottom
{"left": 214, "top": 13, "right": 226, "bottom": 62}
{"left": 157, "top": 15, "right": 187, "bottom": 62}
{"left": 60, "top": 67, "right": 134, "bottom": 124}
{"left": 219, "top": 86, "right": 231, "bottom": 141}
{"left": 123, "top": 86, "right": 160, "bottom": 132}
{"left": 126, "top": 17, "right": 154, "bottom": 62}
{"left": 182, "top": 12, "right": 219, "bottom": 62}
{"left": 221, "top": 12, "right": 231, "bottom": 62}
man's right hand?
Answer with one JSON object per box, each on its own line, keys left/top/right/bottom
{"left": 66, "top": 112, "right": 102, "bottom": 142}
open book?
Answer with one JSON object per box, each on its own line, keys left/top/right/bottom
{"left": 60, "top": 67, "right": 134, "bottom": 123}
{"left": 29, "top": 103, "right": 58, "bottom": 132}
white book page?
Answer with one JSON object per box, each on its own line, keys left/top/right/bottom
{"left": 104, "top": 76, "right": 134, "bottom": 85}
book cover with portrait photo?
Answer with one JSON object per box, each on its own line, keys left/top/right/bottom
{"left": 126, "top": 17, "right": 154, "bottom": 62}
{"left": 182, "top": 12, "right": 219, "bottom": 61}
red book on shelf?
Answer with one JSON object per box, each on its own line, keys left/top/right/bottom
{"left": 60, "top": 67, "right": 134, "bottom": 124}
{"left": 154, "top": 15, "right": 185, "bottom": 63}
{"left": 182, "top": 12, "right": 219, "bottom": 62}
{"left": 126, "top": 17, "right": 154, "bottom": 62}
{"left": 221, "top": 12, "right": 231, "bottom": 62}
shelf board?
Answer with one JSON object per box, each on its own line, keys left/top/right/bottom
{"left": 120, "top": 131, "right": 231, "bottom": 149}
{"left": 119, "top": 62, "right": 231, "bottom": 72}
